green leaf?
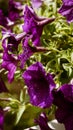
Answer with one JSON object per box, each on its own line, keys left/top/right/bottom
{"left": 62, "top": 63, "right": 72, "bottom": 77}
{"left": 15, "top": 104, "right": 25, "bottom": 125}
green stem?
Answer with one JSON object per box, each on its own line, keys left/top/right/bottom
{"left": 0, "top": 98, "right": 11, "bottom": 101}
{"left": 36, "top": 46, "right": 61, "bottom": 53}
{"left": 53, "top": 0, "right": 57, "bottom": 15}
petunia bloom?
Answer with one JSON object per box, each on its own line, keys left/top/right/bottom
{"left": 22, "top": 62, "right": 56, "bottom": 108}
{"left": 31, "top": 0, "right": 43, "bottom": 8}
{"left": 59, "top": 0, "right": 73, "bottom": 23}
{"left": 8, "top": 0, "right": 23, "bottom": 21}
{"left": 19, "top": 36, "right": 49, "bottom": 68}
{"left": 23, "top": 5, "right": 55, "bottom": 46}
{"left": 18, "top": 36, "right": 37, "bottom": 68}
{"left": 2, "top": 31, "right": 26, "bottom": 53}
{"left": 0, "top": 107, "right": 4, "bottom": 130}
{"left": 0, "top": 0, "right": 23, "bottom": 28}
{"left": 20, "top": 6, "right": 55, "bottom": 68}
{"left": 0, "top": 9, "right": 14, "bottom": 28}
{"left": 1, "top": 51, "right": 18, "bottom": 83}
{"left": 2, "top": 32, "right": 19, "bottom": 53}
{"left": 2, "top": 31, "right": 26, "bottom": 78}
{"left": 53, "top": 84, "right": 73, "bottom": 130}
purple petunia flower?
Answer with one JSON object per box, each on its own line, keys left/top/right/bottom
{"left": 8, "top": 0, "right": 23, "bottom": 21}
{"left": 23, "top": 5, "right": 55, "bottom": 46}
{"left": 2, "top": 31, "right": 26, "bottom": 53}
{"left": 31, "top": 0, "right": 43, "bottom": 8}
{"left": 22, "top": 62, "right": 56, "bottom": 108}
{"left": 1, "top": 51, "right": 18, "bottom": 83}
{"left": 0, "top": 0, "right": 23, "bottom": 28}
{"left": 1, "top": 31, "right": 26, "bottom": 80}
{"left": 0, "top": 77, "right": 8, "bottom": 93}
{"left": 59, "top": 0, "right": 73, "bottom": 23}
{"left": 53, "top": 84, "right": 73, "bottom": 130}
{"left": 0, "top": 107, "right": 4, "bottom": 130}
{"left": 19, "top": 6, "right": 55, "bottom": 68}
{"left": 18, "top": 36, "right": 37, "bottom": 68}
{"left": 2, "top": 32, "right": 19, "bottom": 53}
{"left": 19, "top": 36, "right": 49, "bottom": 68}
{"left": 0, "top": 9, "right": 14, "bottom": 28}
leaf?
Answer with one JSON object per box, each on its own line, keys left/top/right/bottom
{"left": 62, "top": 63, "right": 72, "bottom": 77}
{"left": 15, "top": 104, "right": 25, "bottom": 125}
{"left": 71, "top": 52, "right": 73, "bottom": 62}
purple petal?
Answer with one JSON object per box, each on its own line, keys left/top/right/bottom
{"left": 64, "top": 115, "right": 73, "bottom": 130}
{"left": 18, "top": 36, "right": 36, "bottom": 68}
{"left": 22, "top": 62, "right": 55, "bottom": 108}
{"left": 53, "top": 84, "right": 73, "bottom": 130}
{"left": 31, "top": 0, "right": 43, "bottom": 8}
{"left": 8, "top": 0, "right": 23, "bottom": 21}
{"left": 2, "top": 51, "right": 18, "bottom": 83}
{"left": 60, "top": 84, "right": 73, "bottom": 102}
{"left": 23, "top": 6, "right": 55, "bottom": 46}
{"left": 59, "top": 4, "right": 73, "bottom": 23}
{"left": 2, "top": 31, "right": 26, "bottom": 53}
{"left": 35, "top": 113, "right": 52, "bottom": 130}
{"left": 2, "top": 32, "right": 19, "bottom": 53}
{"left": 62, "top": 0, "right": 73, "bottom": 6}
{"left": 23, "top": 6, "right": 42, "bottom": 46}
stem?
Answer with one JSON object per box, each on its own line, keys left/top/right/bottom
{"left": 0, "top": 98, "right": 20, "bottom": 104}
{"left": 0, "top": 98, "right": 11, "bottom": 102}
{"left": 53, "top": 0, "right": 57, "bottom": 15}
{"left": 37, "top": 18, "right": 55, "bottom": 26}
{"left": 36, "top": 46, "right": 61, "bottom": 53}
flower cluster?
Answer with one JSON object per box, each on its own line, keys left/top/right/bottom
{"left": 0, "top": 0, "right": 73, "bottom": 130}
{"left": 23, "top": 62, "right": 73, "bottom": 130}
{"left": 1, "top": 3, "right": 54, "bottom": 82}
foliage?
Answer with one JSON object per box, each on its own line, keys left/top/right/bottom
{"left": 0, "top": 0, "right": 73, "bottom": 130}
